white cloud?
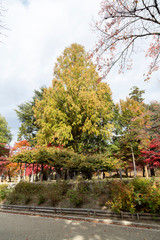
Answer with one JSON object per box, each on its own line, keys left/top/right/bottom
{"left": 0, "top": 0, "right": 159, "bottom": 146}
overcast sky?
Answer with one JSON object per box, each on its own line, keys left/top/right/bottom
{"left": 0, "top": 0, "right": 160, "bottom": 146}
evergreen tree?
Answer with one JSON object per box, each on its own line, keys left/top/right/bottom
{"left": 15, "top": 87, "right": 45, "bottom": 146}
{"left": 0, "top": 114, "right": 12, "bottom": 159}
{"left": 0, "top": 114, "right": 12, "bottom": 144}
{"left": 129, "top": 86, "right": 145, "bottom": 103}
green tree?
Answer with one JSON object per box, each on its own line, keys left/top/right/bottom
{"left": 34, "top": 44, "right": 114, "bottom": 153}
{"left": 0, "top": 114, "right": 12, "bottom": 161}
{"left": 129, "top": 86, "right": 145, "bottom": 103}
{"left": 117, "top": 97, "right": 151, "bottom": 176}
{"left": 15, "top": 87, "right": 45, "bottom": 146}
{"left": 146, "top": 101, "right": 160, "bottom": 137}
{"left": 0, "top": 114, "right": 12, "bottom": 144}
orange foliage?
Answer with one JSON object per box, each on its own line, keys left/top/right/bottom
{"left": 11, "top": 140, "right": 30, "bottom": 153}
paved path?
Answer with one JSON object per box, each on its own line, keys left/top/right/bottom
{"left": 0, "top": 212, "right": 160, "bottom": 240}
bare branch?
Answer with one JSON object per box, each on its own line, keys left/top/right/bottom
{"left": 0, "top": 2, "right": 7, "bottom": 41}
{"left": 94, "top": 0, "right": 160, "bottom": 80}
{"left": 142, "top": 0, "right": 158, "bottom": 22}
{"left": 154, "top": 0, "right": 160, "bottom": 15}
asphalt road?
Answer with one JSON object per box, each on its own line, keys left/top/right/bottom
{"left": 0, "top": 212, "right": 160, "bottom": 240}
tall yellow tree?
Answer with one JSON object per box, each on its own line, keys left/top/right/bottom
{"left": 34, "top": 44, "right": 113, "bottom": 153}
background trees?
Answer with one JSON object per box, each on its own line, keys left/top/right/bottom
{"left": 34, "top": 44, "right": 114, "bottom": 153}
{"left": 10, "top": 85, "right": 160, "bottom": 179}
{"left": 15, "top": 87, "right": 45, "bottom": 146}
{"left": 146, "top": 101, "right": 160, "bottom": 137}
{"left": 0, "top": 114, "right": 12, "bottom": 176}
{"left": 95, "top": 0, "right": 160, "bottom": 80}
{"left": 12, "top": 41, "right": 159, "bottom": 178}
{"left": 129, "top": 86, "right": 145, "bottom": 103}
{"left": 0, "top": 114, "right": 12, "bottom": 144}
{"left": 112, "top": 87, "right": 151, "bottom": 176}
{"left": 142, "top": 136, "right": 160, "bottom": 167}
{"left": 141, "top": 102, "right": 160, "bottom": 176}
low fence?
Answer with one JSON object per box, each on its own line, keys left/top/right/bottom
{"left": 0, "top": 204, "right": 160, "bottom": 222}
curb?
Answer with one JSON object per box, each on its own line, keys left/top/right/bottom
{"left": 1, "top": 209, "right": 160, "bottom": 230}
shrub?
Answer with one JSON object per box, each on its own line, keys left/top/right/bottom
{"left": 6, "top": 192, "right": 26, "bottom": 205}
{"left": 75, "top": 181, "right": 90, "bottom": 194}
{"left": 0, "top": 185, "right": 8, "bottom": 201}
{"left": 45, "top": 181, "right": 69, "bottom": 206}
{"left": 131, "top": 178, "right": 151, "bottom": 194}
{"left": 47, "top": 189, "right": 61, "bottom": 206}
{"left": 99, "top": 195, "right": 109, "bottom": 206}
{"left": 15, "top": 182, "right": 44, "bottom": 195}
{"left": 56, "top": 180, "right": 69, "bottom": 195}
{"left": 38, "top": 194, "right": 46, "bottom": 205}
{"left": 24, "top": 196, "right": 32, "bottom": 204}
{"left": 92, "top": 181, "right": 109, "bottom": 196}
{"left": 108, "top": 178, "right": 160, "bottom": 214}
{"left": 132, "top": 179, "right": 160, "bottom": 213}
{"left": 108, "top": 180, "right": 135, "bottom": 213}
{"left": 67, "top": 189, "right": 84, "bottom": 207}
{"left": 67, "top": 179, "right": 89, "bottom": 207}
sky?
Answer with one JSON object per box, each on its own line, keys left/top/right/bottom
{"left": 0, "top": 0, "right": 160, "bottom": 146}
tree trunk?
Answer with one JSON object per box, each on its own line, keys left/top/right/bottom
{"left": 73, "top": 171, "right": 76, "bottom": 180}
{"left": 55, "top": 167, "right": 61, "bottom": 180}
{"left": 18, "top": 162, "right": 22, "bottom": 182}
{"left": 66, "top": 169, "right": 70, "bottom": 180}
{"left": 130, "top": 171, "right": 132, "bottom": 177}
{"left": 131, "top": 146, "right": 137, "bottom": 177}
{"left": 124, "top": 169, "right": 128, "bottom": 177}
{"left": 31, "top": 163, "right": 34, "bottom": 182}
{"left": 48, "top": 166, "right": 52, "bottom": 181}
{"left": 116, "top": 169, "right": 119, "bottom": 176}
{"left": 64, "top": 169, "right": 67, "bottom": 180}
{"left": 144, "top": 165, "right": 148, "bottom": 178}
{"left": 40, "top": 164, "right": 44, "bottom": 182}
{"left": 7, "top": 170, "right": 11, "bottom": 182}
{"left": 23, "top": 163, "right": 26, "bottom": 181}
{"left": 101, "top": 171, "right": 105, "bottom": 179}
{"left": 35, "top": 164, "right": 39, "bottom": 181}
{"left": 150, "top": 168, "right": 155, "bottom": 177}
{"left": 143, "top": 166, "right": 145, "bottom": 177}
{"left": 119, "top": 169, "right": 122, "bottom": 180}
{"left": 97, "top": 170, "right": 100, "bottom": 180}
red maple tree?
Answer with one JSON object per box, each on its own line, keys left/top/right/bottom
{"left": 0, "top": 143, "right": 10, "bottom": 175}
{"left": 141, "top": 136, "right": 160, "bottom": 168}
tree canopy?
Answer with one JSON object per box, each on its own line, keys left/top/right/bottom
{"left": 34, "top": 44, "right": 114, "bottom": 153}
{"left": 146, "top": 101, "right": 160, "bottom": 137}
{"left": 15, "top": 87, "right": 45, "bottom": 146}
{"left": 0, "top": 114, "right": 12, "bottom": 144}
{"left": 94, "top": 0, "right": 160, "bottom": 80}
{"left": 141, "top": 136, "right": 160, "bottom": 168}
{"left": 129, "top": 86, "right": 145, "bottom": 103}
{"left": 113, "top": 88, "right": 151, "bottom": 175}
{"left": 0, "top": 114, "right": 12, "bottom": 163}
